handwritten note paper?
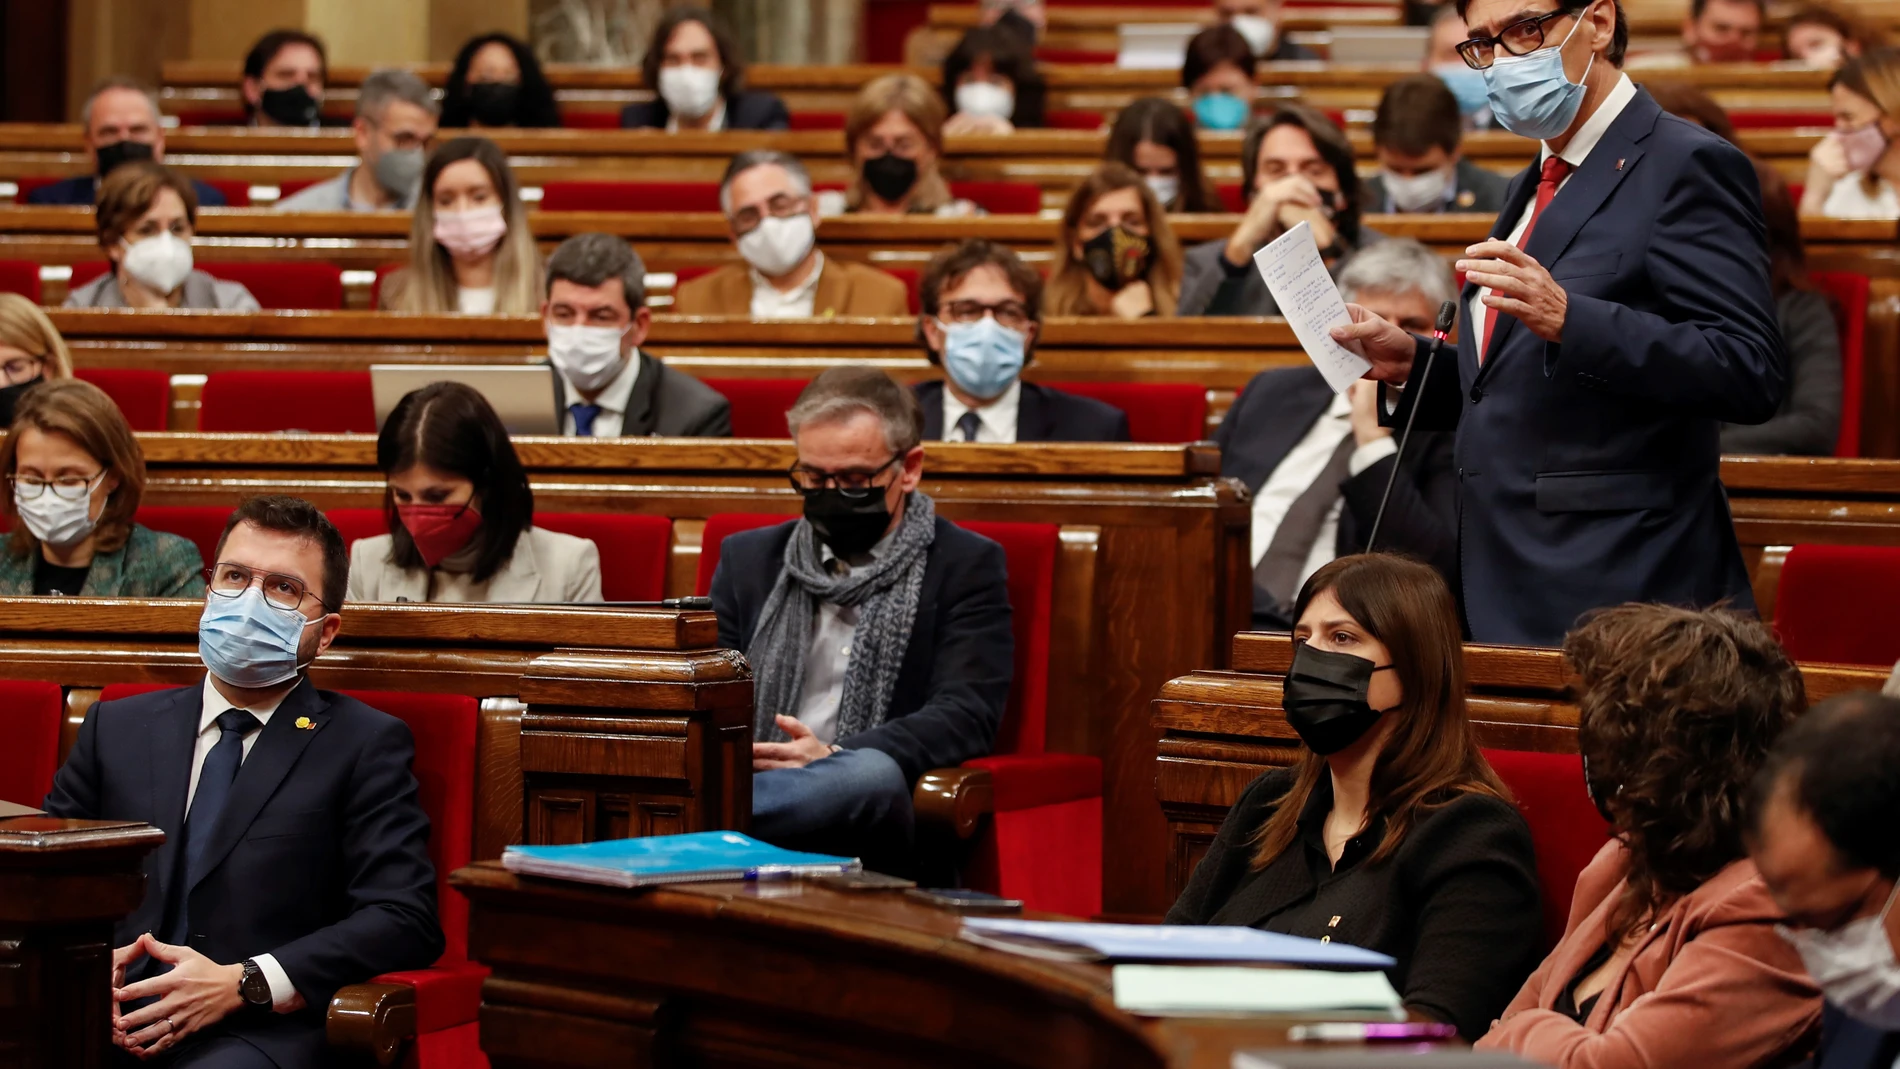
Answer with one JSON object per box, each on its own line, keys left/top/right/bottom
{"left": 1253, "top": 220, "right": 1371, "bottom": 394}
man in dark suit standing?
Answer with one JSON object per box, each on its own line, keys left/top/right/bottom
{"left": 913, "top": 239, "right": 1130, "bottom": 443}
{"left": 1333, "top": 0, "right": 1785, "bottom": 646}
{"left": 1218, "top": 240, "right": 1459, "bottom": 630}
{"left": 43, "top": 495, "right": 441, "bottom": 1068}
{"left": 711, "top": 366, "right": 1013, "bottom": 867}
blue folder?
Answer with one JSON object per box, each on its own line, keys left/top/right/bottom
{"left": 501, "top": 831, "right": 860, "bottom": 889}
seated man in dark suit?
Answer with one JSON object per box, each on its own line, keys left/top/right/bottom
{"left": 1364, "top": 74, "right": 1511, "bottom": 214}
{"left": 43, "top": 494, "right": 442, "bottom": 1069}
{"left": 711, "top": 366, "right": 1013, "bottom": 867}
{"left": 620, "top": 6, "right": 790, "bottom": 130}
{"left": 1216, "top": 238, "right": 1458, "bottom": 630}
{"left": 1750, "top": 692, "right": 1900, "bottom": 1069}
{"left": 542, "top": 232, "right": 731, "bottom": 437}
{"left": 27, "top": 78, "right": 228, "bottom": 208}
{"left": 913, "top": 239, "right": 1130, "bottom": 442}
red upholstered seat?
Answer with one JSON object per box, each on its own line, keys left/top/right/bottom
{"left": 539, "top": 181, "right": 723, "bottom": 213}
{"left": 1812, "top": 271, "right": 1869, "bottom": 457}
{"left": 0, "top": 680, "right": 63, "bottom": 807}
{"left": 558, "top": 111, "right": 620, "bottom": 130}
{"left": 75, "top": 368, "right": 171, "bottom": 431}
{"left": 949, "top": 181, "right": 1043, "bottom": 215}
{"left": 1045, "top": 381, "right": 1208, "bottom": 442}
{"left": 695, "top": 513, "right": 791, "bottom": 596}
{"left": 533, "top": 513, "right": 672, "bottom": 601}
{"left": 882, "top": 266, "right": 923, "bottom": 314}
{"left": 701, "top": 378, "right": 808, "bottom": 438}
{"left": 1035, "top": 46, "right": 1117, "bottom": 64}
{"left": 199, "top": 371, "right": 375, "bottom": 433}
{"left": 276, "top": 178, "right": 323, "bottom": 201}
{"left": 1483, "top": 749, "right": 1612, "bottom": 951}
{"left": 1730, "top": 111, "right": 1835, "bottom": 129}
{"left": 1217, "top": 183, "right": 1246, "bottom": 213}
{"left": 1046, "top": 110, "right": 1106, "bottom": 131}
{"left": 69, "top": 262, "right": 111, "bottom": 289}
{"left": 789, "top": 112, "right": 847, "bottom": 130}
{"left": 199, "top": 262, "right": 343, "bottom": 310}
{"left": 1775, "top": 544, "right": 1900, "bottom": 666}
{"left": 324, "top": 508, "right": 388, "bottom": 553}
{"left": 171, "top": 108, "right": 248, "bottom": 126}
{"left": 199, "top": 180, "right": 254, "bottom": 208}
{"left": 0, "top": 260, "right": 42, "bottom": 302}
{"left": 134, "top": 506, "right": 234, "bottom": 573}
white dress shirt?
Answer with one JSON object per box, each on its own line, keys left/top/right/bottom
{"left": 941, "top": 380, "right": 1022, "bottom": 443}
{"left": 1249, "top": 392, "right": 1399, "bottom": 590}
{"left": 750, "top": 253, "right": 826, "bottom": 319}
{"left": 795, "top": 531, "right": 894, "bottom": 744}
{"left": 191, "top": 674, "right": 299, "bottom": 1010}
{"left": 1822, "top": 173, "right": 1900, "bottom": 219}
{"left": 1469, "top": 73, "right": 1637, "bottom": 356}
{"left": 557, "top": 352, "right": 642, "bottom": 438}
{"left": 456, "top": 286, "right": 497, "bottom": 315}
{"left": 666, "top": 100, "right": 727, "bottom": 132}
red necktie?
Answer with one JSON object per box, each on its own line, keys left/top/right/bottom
{"left": 1481, "top": 154, "right": 1574, "bottom": 364}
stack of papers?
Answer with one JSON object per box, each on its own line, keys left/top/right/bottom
{"left": 958, "top": 918, "right": 1396, "bottom": 968}
{"left": 1235, "top": 1053, "right": 1545, "bottom": 1069}
{"left": 1113, "top": 965, "right": 1402, "bottom": 1018}
{"left": 501, "top": 831, "right": 858, "bottom": 889}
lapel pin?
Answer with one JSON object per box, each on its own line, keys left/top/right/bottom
{"left": 294, "top": 716, "right": 314, "bottom": 730}
{"left": 1615, "top": 158, "right": 1625, "bottom": 171}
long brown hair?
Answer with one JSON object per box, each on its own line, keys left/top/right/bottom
{"left": 1045, "top": 162, "right": 1182, "bottom": 317}
{"left": 843, "top": 74, "right": 953, "bottom": 213}
{"left": 1250, "top": 554, "right": 1507, "bottom": 870}
{"left": 397, "top": 137, "right": 542, "bottom": 314}
{"left": 0, "top": 378, "right": 145, "bottom": 559}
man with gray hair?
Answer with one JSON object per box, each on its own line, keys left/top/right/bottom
{"left": 540, "top": 232, "right": 730, "bottom": 437}
{"left": 710, "top": 365, "right": 1012, "bottom": 868}
{"left": 673, "top": 150, "right": 909, "bottom": 318}
{"left": 1214, "top": 238, "right": 1459, "bottom": 629}
{"left": 27, "top": 78, "right": 229, "bottom": 207}
{"left": 275, "top": 68, "right": 438, "bottom": 212}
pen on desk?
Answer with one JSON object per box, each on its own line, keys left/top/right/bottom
{"left": 1287, "top": 1022, "right": 1459, "bottom": 1043}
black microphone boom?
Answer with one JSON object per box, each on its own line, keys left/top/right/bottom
{"left": 1365, "top": 300, "right": 1458, "bottom": 553}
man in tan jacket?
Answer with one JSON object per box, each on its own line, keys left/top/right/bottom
{"left": 673, "top": 150, "right": 910, "bottom": 319}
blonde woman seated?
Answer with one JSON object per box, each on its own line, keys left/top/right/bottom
{"left": 1802, "top": 48, "right": 1900, "bottom": 218}
{"left": 0, "top": 379, "right": 204, "bottom": 597}
{"left": 1043, "top": 163, "right": 1183, "bottom": 318}
{"left": 815, "top": 74, "right": 982, "bottom": 218}
{"left": 380, "top": 137, "right": 543, "bottom": 313}
{"left": 64, "top": 161, "right": 260, "bottom": 312}
{"left": 0, "top": 293, "right": 74, "bottom": 425}
{"left": 348, "top": 382, "right": 601, "bottom": 603}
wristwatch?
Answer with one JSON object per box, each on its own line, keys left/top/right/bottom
{"left": 238, "top": 960, "right": 273, "bottom": 1010}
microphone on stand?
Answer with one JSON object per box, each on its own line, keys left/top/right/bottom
{"left": 1365, "top": 300, "right": 1458, "bottom": 552}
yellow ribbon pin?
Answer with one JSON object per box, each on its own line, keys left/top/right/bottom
{"left": 295, "top": 716, "right": 313, "bottom": 730}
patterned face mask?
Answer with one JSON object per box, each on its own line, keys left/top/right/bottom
{"left": 1080, "top": 225, "right": 1153, "bottom": 291}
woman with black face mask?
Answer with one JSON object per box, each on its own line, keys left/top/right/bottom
{"left": 1168, "top": 553, "right": 1543, "bottom": 1043}
{"left": 1044, "top": 163, "right": 1183, "bottom": 318}
{"left": 0, "top": 294, "right": 73, "bottom": 427}
{"left": 439, "top": 33, "right": 562, "bottom": 129}
{"left": 815, "top": 74, "right": 982, "bottom": 218}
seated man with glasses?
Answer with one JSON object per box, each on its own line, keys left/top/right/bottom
{"left": 44, "top": 494, "right": 443, "bottom": 1069}
{"left": 672, "top": 149, "right": 911, "bottom": 319}
{"left": 709, "top": 366, "right": 1014, "bottom": 870}
{"left": 274, "top": 68, "right": 438, "bottom": 212}
{"left": 913, "top": 239, "right": 1130, "bottom": 442}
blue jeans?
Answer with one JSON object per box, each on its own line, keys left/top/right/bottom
{"left": 752, "top": 747, "right": 914, "bottom": 872}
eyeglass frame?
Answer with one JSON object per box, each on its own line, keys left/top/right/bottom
{"left": 935, "top": 299, "right": 1034, "bottom": 333}
{"left": 729, "top": 192, "right": 813, "bottom": 237}
{"left": 203, "top": 561, "right": 331, "bottom": 615}
{"left": 787, "top": 451, "right": 906, "bottom": 499}
{"left": 7, "top": 470, "right": 106, "bottom": 502}
{"left": 0, "top": 354, "right": 43, "bottom": 386}
{"left": 1455, "top": 5, "right": 1583, "bottom": 69}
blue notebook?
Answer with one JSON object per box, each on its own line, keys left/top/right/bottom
{"left": 501, "top": 831, "right": 860, "bottom": 889}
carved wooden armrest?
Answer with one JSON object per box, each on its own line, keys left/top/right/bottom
{"left": 912, "top": 766, "right": 994, "bottom": 840}
{"left": 326, "top": 982, "right": 417, "bottom": 1067}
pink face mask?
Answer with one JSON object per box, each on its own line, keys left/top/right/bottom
{"left": 1837, "top": 121, "right": 1890, "bottom": 173}
{"left": 432, "top": 205, "right": 507, "bottom": 258}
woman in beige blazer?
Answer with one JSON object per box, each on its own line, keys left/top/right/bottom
{"left": 346, "top": 381, "right": 602, "bottom": 604}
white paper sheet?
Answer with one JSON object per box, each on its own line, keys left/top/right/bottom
{"left": 1253, "top": 220, "right": 1372, "bottom": 394}
{"left": 1111, "top": 965, "right": 1402, "bottom": 1017}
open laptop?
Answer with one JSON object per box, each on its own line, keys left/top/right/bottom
{"left": 369, "top": 364, "right": 562, "bottom": 435}
{"left": 1326, "top": 26, "right": 1432, "bottom": 65}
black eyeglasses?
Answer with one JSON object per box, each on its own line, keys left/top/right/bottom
{"left": 788, "top": 452, "right": 902, "bottom": 498}
{"left": 1456, "top": 7, "right": 1577, "bottom": 69}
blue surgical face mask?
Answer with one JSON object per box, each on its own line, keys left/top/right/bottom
{"left": 1481, "top": 6, "right": 1596, "bottom": 140}
{"left": 199, "top": 586, "right": 323, "bottom": 689}
{"left": 1434, "top": 63, "right": 1492, "bottom": 116}
{"left": 1193, "top": 92, "right": 1250, "bottom": 132}
{"left": 939, "top": 315, "right": 1027, "bottom": 401}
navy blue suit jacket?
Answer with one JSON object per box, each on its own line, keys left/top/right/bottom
{"left": 1391, "top": 86, "right": 1784, "bottom": 647}
{"left": 710, "top": 512, "right": 1013, "bottom": 783}
{"left": 1817, "top": 1003, "right": 1900, "bottom": 1069}
{"left": 620, "top": 90, "right": 790, "bottom": 130}
{"left": 914, "top": 379, "right": 1131, "bottom": 442}
{"left": 27, "top": 174, "right": 228, "bottom": 207}
{"left": 43, "top": 678, "right": 442, "bottom": 1069}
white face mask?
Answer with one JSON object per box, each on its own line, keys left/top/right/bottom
{"left": 737, "top": 214, "right": 817, "bottom": 279}
{"left": 121, "top": 232, "right": 194, "bottom": 295}
{"left": 14, "top": 474, "right": 105, "bottom": 549}
{"left": 1383, "top": 167, "right": 1452, "bottom": 212}
{"left": 1781, "top": 880, "right": 1900, "bottom": 1029}
{"left": 1230, "top": 13, "right": 1277, "bottom": 56}
{"left": 954, "top": 81, "right": 1015, "bottom": 121}
{"left": 546, "top": 323, "right": 629, "bottom": 395}
{"left": 1144, "top": 173, "right": 1180, "bottom": 208}
{"left": 658, "top": 65, "right": 722, "bottom": 120}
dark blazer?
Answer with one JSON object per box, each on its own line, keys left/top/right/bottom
{"left": 1179, "top": 227, "right": 1384, "bottom": 317}
{"left": 0, "top": 524, "right": 206, "bottom": 597}
{"left": 711, "top": 512, "right": 1013, "bottom": 783}
{"left": 619, "top": 90, "right": 790, "bottom": 131}
{"left": 1215, "top": 366, "right": 1458, "bottom": 625}
{"left": 27, "top": 173, "right": 228, "bottom": 207}
{"left": 1721, "top": 288, "right": 1843, "bottom": 456}
{"left": 1389, "top": 87, "right": 1785, "bottom": 646}
{"left": 42, "top": 679, "right": 443, "bottom": 1069}
{"left": 1817, "top": 1003, "right": 1900, "bottom": 1069}
{"left": 914, "top": 379, "right": 1131, "bottom": 442}
{"left": 550, "top": 350, "right": 732, "bottom": 437}
{"left": 1363, "top": 158, "right": 1512, "bottom": 215}
{"left": 1167, "top": 767, "right": 1543, "bottom": 1042}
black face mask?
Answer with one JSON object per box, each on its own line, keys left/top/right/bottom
{"left": 1581, "top": 752, "right": 1618, "bottom": 825}
{"left": 467, "top": 82, "right": 521, "bottom": 127}
{"left": 803, "top": 488, "right": 895, "bottom": 559}
{"left": 1281, "top": 643, "right": 1396, "bottom": 756}
{"left": 862, "top": 153, "right": 919, "bottom": 204}
{"left": 259, "top": 85, "right": 320, "bottom": 127}
{"left": 95, "top": 139, "right": 155, "bottom": 179}
{"left": 1081, "top": 225, "right": 1153, "bottom": 291}
{"left": 0, "top": 375, "right": 44, "bottom": 426}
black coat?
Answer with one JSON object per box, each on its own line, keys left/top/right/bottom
{"left": 710, "top": 513, "right": 1013, "bottom": 783}
{"left": 1816, "top": 1003, "right": 1900, "bottom": 1069}
{"left": 29, "top": 173, "right": 229, "bottom": 207}
{"left": 549, "top": 350, "right": 732, "bottom": 437}
{"left": 1362, "top": 158, "right": 1512, "bottom": 215}
{"left": 619, "top": 90, "right": 790, "bottom": 131}
{"left": 913, "top": 379, "right": 1130, "bottom": 442}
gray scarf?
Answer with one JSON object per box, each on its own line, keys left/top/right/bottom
{"left": 747, "top": 491, "right": 936, "bottom": 744}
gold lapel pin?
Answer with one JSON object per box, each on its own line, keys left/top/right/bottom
{"left": 294, "top": 716, "right": 314, "bottom": 730}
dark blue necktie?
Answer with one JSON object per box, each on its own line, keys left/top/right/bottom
{"left": 570, "top": 403, "right": 602, "bottom": 437}
{"left": 954, "top": 411, "right": 981, "bottom": 442}
{"left": 184, "top": 709, "right": 261, "bottom": 888}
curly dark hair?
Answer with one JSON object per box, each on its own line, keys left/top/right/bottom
{"left": 1566, "top": 604, "right": 1806, "bottom": 942}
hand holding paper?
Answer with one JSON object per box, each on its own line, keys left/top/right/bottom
{"left": 1251, "top": 221, "right": 1373, "bottom": 393}
{"left": 1331, "top": 303, "right": 1423, "bottom": 384}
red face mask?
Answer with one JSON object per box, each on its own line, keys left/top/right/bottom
{"left": 397, "top": 502, "right": 483, "bottom": 568}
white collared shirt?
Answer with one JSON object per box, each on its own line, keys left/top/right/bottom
{"left": 1469, "top": 72, "right": 1637, "bottom": 356}
{"left": 558, "top": 351, "right": 642, "bottom": 437}
{"left": 665, "top": 100, "right": 727, "bottom": 132}
{"left": 1250, "top": 392, "right": 1399, "bottom": 588}
{"left": 750, "top": 253, "right": 826, "bottom": 319}
{"left": 941, "top": 380, "right": 1022, "bottom": 443}
{"left": 796, "top": 530, "right": 894, "bottom": 744}
{"left": 456, "top": 286, "right": 497, "bottom": 315}
{"left": 191, "top": 674, "right": 299, "bottom": 1010}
